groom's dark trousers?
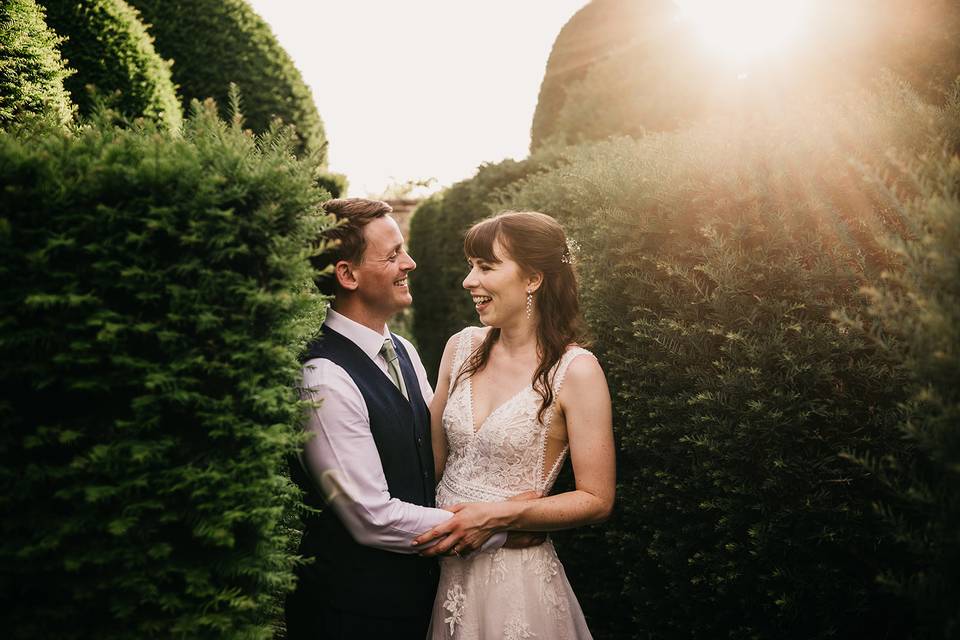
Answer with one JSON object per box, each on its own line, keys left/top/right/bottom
{"left": 285, "top": 328, "right": 439, "bottom": 639}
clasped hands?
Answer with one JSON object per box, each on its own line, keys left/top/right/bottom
{"left": 411, "top": 491, "right": 546, "bottom": 557}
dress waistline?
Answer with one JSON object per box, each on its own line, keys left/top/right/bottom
{"left": 438, "top": 474, "right": 520, "bottom": 503}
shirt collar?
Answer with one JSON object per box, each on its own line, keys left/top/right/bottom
{"left": 324, "top": 308, "right": 392, "bottom": 362}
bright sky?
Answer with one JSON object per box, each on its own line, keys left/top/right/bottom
{"left": 246, "top": 0, "right": 588, "bottom": 197}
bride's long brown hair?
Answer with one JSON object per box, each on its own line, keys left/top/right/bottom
{"left": 453, "top": 211, "right": 588, "bottom": 424}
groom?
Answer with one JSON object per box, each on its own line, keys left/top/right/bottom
{"left": 285, "top": 198, "right": 506, "bottom": 639}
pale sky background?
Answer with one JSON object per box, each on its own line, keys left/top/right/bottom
{"left": 246, "top": 0, "right": 589, "bottom": 197}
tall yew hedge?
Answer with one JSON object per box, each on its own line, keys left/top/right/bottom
{"left": 531, "top": 0, "right": 960, "bottom": 149}
{"left": 845, "top": 138, "right": 960, "bottom": 639}
{"left": 0, "top": 101, "right": 330, "bottom": 638}
{"left": 39, "top": 0, "right": 181, "bottom": 129}
{"left": 0, "top": 0, "right": 74, "bottom": 128}
{"left": 529, "top": 0, "right": 655, "bottom": 151}
{"left": 127, "top": 0, "right": 327, "bottom": 160}
{"left": 496, "top": 80, "right": 953, "bottom": 638}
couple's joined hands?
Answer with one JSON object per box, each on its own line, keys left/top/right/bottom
{"left": 412, "top": 491, "right": 546, "bottom": 557}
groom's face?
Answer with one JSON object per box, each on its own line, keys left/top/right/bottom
{"left": 352, "top": 215, "right": 416, "bottom": 315}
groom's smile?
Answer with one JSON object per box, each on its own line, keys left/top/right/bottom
{"left": 351, "top": 215, "right": 416, "bottom": 317}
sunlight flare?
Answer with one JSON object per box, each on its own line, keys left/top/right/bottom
{"left": 675, "top": 0, "right": 813, "bottom": 67}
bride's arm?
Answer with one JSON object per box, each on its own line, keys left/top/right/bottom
{"left": 413, "top": 355, "right": 615, "bottom": 555}
{"left": 429, "top": 334, "right": 457, "bottom": 481}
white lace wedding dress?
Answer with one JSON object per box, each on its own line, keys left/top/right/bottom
{"left": 428, "top": 326, "right": 594, "bottom": 640}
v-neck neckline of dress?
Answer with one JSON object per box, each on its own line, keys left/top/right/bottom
{"left": 467, "top": 376, "right": 531, "bottom": 435}
{"left": 464, "top": 327, "right": 535, "bottom": 435}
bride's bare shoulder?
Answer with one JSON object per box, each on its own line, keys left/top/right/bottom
{"left": 561, "top": 347, "right": 603, "bottom": 384}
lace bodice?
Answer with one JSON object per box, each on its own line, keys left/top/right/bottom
{"left": 437, "top": 326, "right": 594, "bottom": 507}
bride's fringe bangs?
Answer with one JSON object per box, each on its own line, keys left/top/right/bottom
{"left": 463, "top": 216, "right": 503, "bottom": 265}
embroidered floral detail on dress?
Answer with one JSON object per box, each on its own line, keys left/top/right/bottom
{"left": 504, "top": 616, "right": 537, "bottom": 639}
{"left": 491, "top": 548, "right": 507, "bottom": 584}
{"left": 532, "top": 548, "right": 569, "bottom": 614}
{"left": 533, "top": 552, "right": 559, "bottom": 584}
{"left": 443, "top": 583, "right": 466, "bottom": 635}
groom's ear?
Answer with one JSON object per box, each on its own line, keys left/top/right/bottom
{"left": 334, "top": 260, "right": 359, "bottom": 291}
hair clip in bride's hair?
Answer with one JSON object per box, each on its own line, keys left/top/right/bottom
{"left": 561, "top": 238, "right": 580, "bottom": 265}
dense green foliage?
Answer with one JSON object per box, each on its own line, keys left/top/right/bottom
{"left": 0, "top": 102, "right": 330, "bottom": 638}
{"left": 127, "top": 0, "right": 327, "bottom": 160}
{"left": 408, "top": 153, "right": 561, "bottom": 379}
{"left": 0, "top": 0, "right": 74, "bottom": 127}
{"left": 846, "top": 140, "right": 960, "bottom": 639}
{"left": 39, "top": 0, "right": 181, "bottom": 129}
{"left": 314, "top": 169, "right": 348, "bottom": 199}
{"left": 532, "top": 0, "right": 960, "bottom": 149}
{"left": 492, "top": 80, "right": 954, "bottom": 639}
{"left": 529, "top": 0, "right": 657, "bottom": 150}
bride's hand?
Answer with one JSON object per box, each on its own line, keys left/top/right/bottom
{"left": 412, "top": 501, "right": 511, "bottom": 557}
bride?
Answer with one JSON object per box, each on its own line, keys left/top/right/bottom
{"left": 411, "top": 211, "right": 615, "bottom": 639}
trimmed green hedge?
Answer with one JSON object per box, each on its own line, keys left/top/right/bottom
{"left": 0, "top": 102, "right": 330, "bottom": 638}
{"left": 529, "top": 0, "right": 657, "bottom": 151}
{"left": 497, "top": 79, "right": 952, "bottom": 638}
{"left": 532, "top": 0, "right": 960, "bottom": 149}
{"left": 39, "top": 0, "right": 181, "bottom": 129}
{"left": 0, "top": 0, "right": 74, "bottom": 128}
{"left": 844, "top": 131, "right": 960, "bottom": 639}
{"left": 127, "top": 0, "right": 327, "bottom": 160}
{"left": 314, "top": 169, "right": 348, "bottom": 199}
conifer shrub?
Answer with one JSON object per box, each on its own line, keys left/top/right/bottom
{"left": 408, "top": 154, "right": 560, "bottom": 379}
{"left": 498, "top": 80, "right": 947, "bottom": 638}
{"left": 0, "top": 98, "right": 331, "bottom": 638}
{"left": 314, "top": 169, "right": 348, "bottom": 199}
{"left": 529, "top": 0, "right": 659, "bottom": 151}
{"left": 0, "top": 0, "right": 74, "bottom": 128}
{"left": 39, "top": 0, "right": 181, "bottom": 130}
{"left": 126, "top": 0, "right": 327, "bottom": 161}
{"left": 532, "top": 0, "right": 960, "bottom": 149}
{"left": 843, "top": 130, "right": 960, "bottom": 639}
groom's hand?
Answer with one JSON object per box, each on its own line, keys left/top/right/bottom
{"left": 412, "top": 502, "right": 504, "bottom": 557}
{"left": 503, "top": 531, "right": 547, "bottom": 549}
{"left": 412, "top": 491, "right": 542, "bottom": 557}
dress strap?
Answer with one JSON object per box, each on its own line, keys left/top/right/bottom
{"left": 448, "top": 326, "right": 481, "bottom": 394}
{"left": 551, "top": 346, "right": 594, "bottom": 398}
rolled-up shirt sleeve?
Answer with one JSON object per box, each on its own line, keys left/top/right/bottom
{"left": 301, "top": 359, "right": 453, "bottom": 553}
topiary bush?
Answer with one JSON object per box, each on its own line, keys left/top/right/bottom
{"left": 532, "top": 0, "right": 960, "bottom": 149}
{"left": 497, "top": 79, "right": 950, "bottom": 639}
{"left": 842, "top": 121, "right": 960, "bottom": 639}
{"left": 529, "top": 0, "right": 660, "bottom": 151}
{"left": 0, "top": 97, "right": 331, "bottom": 639}
{"left": 314, "top": 169, "right": 348, "bottom": 199}
{"left": 126, "top": 0, "right": 327, "bottom": 160}
{"left": 0, "top": 0, "right": 74, "bottom": 128}
{"left": 39, "top": 0, "right": 181, "bottom": 130}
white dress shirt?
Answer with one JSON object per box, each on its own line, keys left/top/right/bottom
{"left": 302, "top": 308, "right": 505, "bottom": 553}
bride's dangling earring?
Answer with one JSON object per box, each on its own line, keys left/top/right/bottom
{"left": 526, "top": 291, "right": 533, "bottom": 319}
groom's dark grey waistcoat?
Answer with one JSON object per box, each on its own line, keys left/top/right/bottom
{"left": 292, "top": 326, "right": 439, "bottom": 618}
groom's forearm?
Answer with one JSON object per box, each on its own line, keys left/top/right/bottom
{"left": 321, "top": 472, "right": 452, "bottom": 553}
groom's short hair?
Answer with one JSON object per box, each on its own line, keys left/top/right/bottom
{"left": 313, "top": 197, "right": 393, "bottom": 295}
